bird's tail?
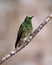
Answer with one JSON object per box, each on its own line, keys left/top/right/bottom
{"left": 15, "top": 39, "right": 19, "bottom": 48}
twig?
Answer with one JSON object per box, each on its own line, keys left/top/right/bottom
{"left": 0, "top": 14, "right": 52, "bottom": 65}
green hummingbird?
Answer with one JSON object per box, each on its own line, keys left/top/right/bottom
{"left": 15, "top": 16, "right": 33, "bottom": 48}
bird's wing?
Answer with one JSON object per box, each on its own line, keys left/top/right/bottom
{"left": 15, "top": 25, "right": 23, "bottom": 48}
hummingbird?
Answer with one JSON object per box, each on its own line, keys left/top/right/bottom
{"left": 15, "top": 16, "right": 33, "bottom": 49}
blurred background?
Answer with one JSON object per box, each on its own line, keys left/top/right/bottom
{"left": 0, "top": 0, "right": 52, "bottom": 65}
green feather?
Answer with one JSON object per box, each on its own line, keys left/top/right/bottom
{"left": 15, "top": 16, "right": 33, "bottom": 48}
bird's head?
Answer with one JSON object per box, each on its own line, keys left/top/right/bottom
{"left": 25, "top": 16, "right": 34, "bottom": 23}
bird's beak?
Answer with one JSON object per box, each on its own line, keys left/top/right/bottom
{"left": 32, "top": 16, "right": 34, "bottom": 18}
{"left": 30, "top": 16, "right": 34, "bottom": 19}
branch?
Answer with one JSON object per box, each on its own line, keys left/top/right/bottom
{"left": 0, "top": 14, "right": 52, "bottom": 65}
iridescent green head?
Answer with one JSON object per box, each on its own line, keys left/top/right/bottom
{"left": 25, "top": 16, "right": 33, "bottom": 23}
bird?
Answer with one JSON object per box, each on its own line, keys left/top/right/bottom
{"left": 15, "top": 16, "right": 33, "bottom": 49}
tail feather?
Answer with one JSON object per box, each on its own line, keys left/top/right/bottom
{"left": 15, "top": 38, "right": 19, "bottom": 48}
{"left": 15, "top": 31, "right": 23, "bottom": 48}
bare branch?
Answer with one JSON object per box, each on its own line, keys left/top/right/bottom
{"left": 0, "top": 14, "right": 52, "bottom": 65}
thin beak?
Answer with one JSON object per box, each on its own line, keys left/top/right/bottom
{"left": 32, "top": 16, "right": 34, "bottom": 18}
{"left": 30, "top": 16, "right": 34, "bottom": 19}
